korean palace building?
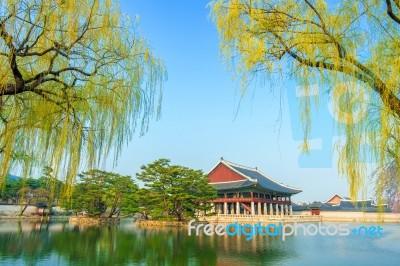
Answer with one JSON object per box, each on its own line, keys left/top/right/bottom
{"left": 207, "top": 158, "right": 302, "bottom": 216}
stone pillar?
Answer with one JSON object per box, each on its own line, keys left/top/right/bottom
{"left": 275, "top": 204, "right": 279, "bottom": 216}
{"left": 263, "top": 203, "right": 267, "bottom": 215}
{"left": 257, "top": 202, "right": 261, "bottom": 215}
{"left": 251, "top": 202, "right": 255, "bottom": 215}
{"left": 231, "top": 203, "right": 235, "bottom": 214}
{"left": 236, "top": 202, "right": 240, "bottom": 215}
{"left": 280, "top": 204, "right": 284, "bottom": 217}
{"left": 285, "top": 205, "right": 288, "bottom": 216}
{"left": 269, "top": 203, "right": 273, "bottom": 215}
{"left": 224, "top": 202, "right": 227, "bottom": 214}
{"left": 290, "top": 205, "right": 293, "bottom": 215}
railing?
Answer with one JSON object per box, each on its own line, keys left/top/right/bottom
{"left": 198, "top": 214, "right": 323, "bottom": 222}
{"left": 209, "top": 197, "right": 290, "bottom": 205}
{"left": 214, "top": 214, "right": 316, "bottom": 219}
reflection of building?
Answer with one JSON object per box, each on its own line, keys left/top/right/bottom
{"left": 207, "top": 158, "right": 302, "bottom": 215}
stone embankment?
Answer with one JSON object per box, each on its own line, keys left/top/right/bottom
{"left": 314, "top": 211, "right": 400, "bottom": 223}
{"left": 69, "top": 217, "right": 120, "bottom": 225}
{"left": 203, "top": 214, "right": 322, "bottom": 224}
{"left": 198, "top": 212, "right": 400, "bottom": 224}
{"left": 135, "top": 220, "right": 208, "bottom": 227}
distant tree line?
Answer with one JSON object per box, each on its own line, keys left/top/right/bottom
{"left": 1, "top": 159, "right": 217, "bottom": 221}
{"left": 0, "top": 167, "right": 62, "bottom": 214}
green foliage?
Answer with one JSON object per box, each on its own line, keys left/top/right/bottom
{"left": 373, "top": 160, "right": 400, "bottom": 210}
{"left": 136, "top": 159, "right": 217, "bottom": 221}
{"left": 0, "top": 171, "right": 56, "bottom": 214}
{"left": 1, "top": 160, "right": 216, "bottom": 220}
{"left": 134, "top": 188, "right": 154, "bottom": 220}
{"left": 102, "top": 172, "right": 139, "bottom": 217}
{"left": 0, "top": 178, "right": 22, "bottom": 203}
{"left": 67, "top": 170, "right": 138, "bottom": 217}
{"left": 38, "top": 166, "right": 62, "bottom": 206}
{"left": 0, "top": 168, "right": 60, "bottom": 205}
{"left": 0, "top": 0, "right": 166, "bottom": 201}
{"left": 210, "top": 0, "right": 400, "bottom": 200}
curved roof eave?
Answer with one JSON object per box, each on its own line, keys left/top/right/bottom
{"left": 220, "top": 159, "right": 302, "bottom": 195}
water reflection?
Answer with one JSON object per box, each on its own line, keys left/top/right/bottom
{"left": 0, "top": 220, "right": 290, "bottom": 265}
{"left": 0, "top": 220, "right": 399, "bottom": 265}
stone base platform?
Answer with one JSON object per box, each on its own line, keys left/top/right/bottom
{"left": 69, "top": 217, "right": 120, "bottom": 225}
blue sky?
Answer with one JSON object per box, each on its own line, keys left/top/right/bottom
{"left": 108, "top": 0, "right": 361, "bottom": 202}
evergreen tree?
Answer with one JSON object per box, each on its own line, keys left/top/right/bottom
{"left": 137, "top": 159, "right": 216, "bottom": 221}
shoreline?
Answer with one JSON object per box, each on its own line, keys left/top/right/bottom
{"left": 135, "top": 220, "right": 194, "bottom": 227}
{"left": 0, "top": 216, "right": 70, "bottom": 220}
{"left": 69, "top": 217, "right": 120, "bottom": 225}
{"left": 2, "top": 211, "right": 399, "bottom": 224}
{"left": 135, "top": 211, "right": 400, "bottom": 228}
{"left": 316, "top": 211, "right": 400, "bottom": 223}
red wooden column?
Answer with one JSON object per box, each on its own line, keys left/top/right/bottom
{"left": 250, "top": 192, "right": 255, "bottom": 215}
{"left": 223, "top": 193, "right": 227, "bottom": 214}
{"left": 235, "top": 192, "right": 240, "bottom": 214}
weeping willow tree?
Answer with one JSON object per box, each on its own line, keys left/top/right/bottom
{"left": 0, "top": 0, "right": 166, "bottom": 200}
{"left": 373, "top": 160, "right": 399, "bottom": 211}
{"left": 210, "top": 0, "right": 400, "bottom": 202}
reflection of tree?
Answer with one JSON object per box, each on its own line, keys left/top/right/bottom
{"left": 0, "top": 221, "right": 291, "bottom": 265}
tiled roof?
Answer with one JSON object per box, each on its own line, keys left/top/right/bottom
{"left": 210, "top": 159, "right": 302, "bottom": 195}
{"left": 336, "top": 199, "right": 382, "bottom": 209}
{"left": 308, "top": 201, "right": 391, "bottom": 212}
{"left": 211, "top": 180, "right": 255, "bottom": 190}
{"left": 228, "top": 163, "right": 302, "bottom": 194}
{"left": 323, "top": 194, "right": 344, "bottom": 203}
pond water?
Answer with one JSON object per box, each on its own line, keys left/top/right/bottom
{"left": 0, "top": 219, "right": 399, "bottom": 265}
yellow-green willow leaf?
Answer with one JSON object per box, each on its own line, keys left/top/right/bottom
{"left": 0, "top": 1, "right": 166, "bottom": 197}
{"left": 210, "top": 0, "right": 400, "bottom": 203}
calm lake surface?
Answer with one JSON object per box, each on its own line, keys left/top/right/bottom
{"left": 0, "top": 219, "right": 399, "bottom": 266}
